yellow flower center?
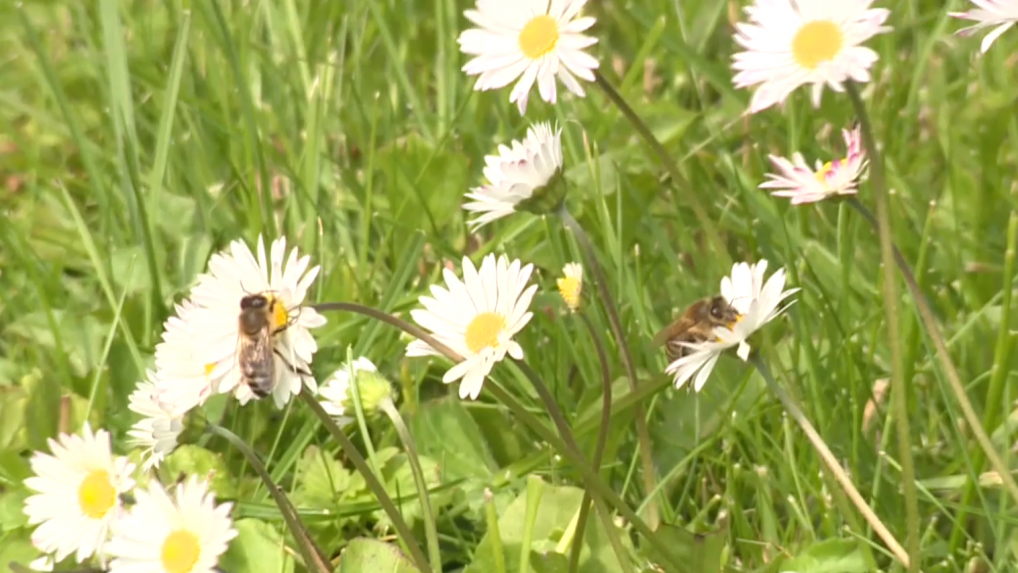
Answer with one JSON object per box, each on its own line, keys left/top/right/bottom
{"left": 77, "top": 470, "right": 115, "bottom": 519}
{"left": 791, "top": 20, "right": 843, "bottom": 70}
{"left": 814, "top": 161, "right": 834, "bottom": 183}
{"left": 271, "top": 298, "right": 290, "bottom": 331}
{"left": 161, "top": 529, "right": 201, "bottom": 573}
{"left": 204, "top": 363, "right": 216, "bottom": 377}
{"left": 557, "top": 277, "right": 582, "bottom": 311}
{"left": 518, "top": 15, "right": 559, "bottom": 59}
{"left": 465, "top": 312, "right": 506, "bottom": 354}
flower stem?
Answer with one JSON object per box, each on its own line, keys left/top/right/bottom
{"left": 846, "top": 82, "right": 920, "bottom": 572}
{"left": 749, "top": 355, "right": 910, "bottom": 568}
{"left": 847, "top": 196, "right": 1018, "bottom": 506}
{"left": 311, "top": 300, "right": 681, "bottom": 571}
{"left": 379, "top": 398, "right": 443, "bottom": 573}
{"left": 514, "top": 361, "right": 633, "bottom": 573}
{"left": 298, "top": 392, "right": 431, "bottom": 573}
{"left": 567, "top": 313, "right": 614, "bottom": 573}
{"left": 592, "top": 70, "right": 728, "bottom": 265}
{"left": 557, "top": 204, "right": 660, "bottom": 530}
{"left": 207, "top": 424, "right": 332, "bottom": 573}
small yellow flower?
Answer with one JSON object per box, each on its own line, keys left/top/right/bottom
{"left": 557, "top": 262, "right": 583, "bottom": 312}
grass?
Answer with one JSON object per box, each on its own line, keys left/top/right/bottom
{"left": 1, "top": 0, "right": 1017, "bottom": 571}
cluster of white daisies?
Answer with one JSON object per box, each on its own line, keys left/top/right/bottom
{"left": 22, "top": 0, "right": 1014, "bottom": 570}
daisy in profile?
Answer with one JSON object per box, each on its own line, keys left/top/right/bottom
{"left": 152, "top": 299, "right": 215, "bottom": 415}
{"left": 463, "top": 122, "right": 564, "bottom": 231}
{"left": 732, "top": 0, "right": 892, "bottom": 113}
{"left": 950, "top": 1, "right": 1018, "bottom": 54}
{"left": 407, "top": 254, "right": 537, "bottom": 399}
{"left": 760, "top": 125, "right": 867, "bottom": 204}
{"left": 128, "top": 374, "right": 185, "bottom": 471}
{"left": 557, "top": 262, "right": 583, "bottom": 312}
{"left": 107, "top": 476, "right": 237, "bottom": 573}
{"left": 187, "top": 236, "right": 327, "bottom": 408}
{"left": 23, "top": 424, "right": 136, "bottom": 564}
{"left": 458, "top": 0, "right": 599, "bottom": 114}
{"left": 666, "top": 260, "right": 798, "bottom": 391}
{"left": 319, "top": 357, "right": 395, "bottom": 425}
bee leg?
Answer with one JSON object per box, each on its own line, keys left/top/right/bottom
{"left": 273, "top": 348, "right": 313, "bottom": 378}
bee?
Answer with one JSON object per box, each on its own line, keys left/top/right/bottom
{"left": 236, "top": 293, "right": 309, "bottom": 398}
{"left": 653, "top": 295, "right": 741, "bottom": 362}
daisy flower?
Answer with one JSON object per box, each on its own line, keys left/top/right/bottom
{"left": 23, "top": 424, "right": 136, "bottom": 564}
{"left": 319, "top": 357, "right": 394, "bottom": 425}
{"left": 107, "top": 476, "right": 237, "bottom": 573}
{"left": 407, "top": 254, "right": 537, "bottom": 400}
{"left": 732, "top": 0, "right": 892, "bottom": 113}
{"left": 556, "top": 262, "right": 583, "bottom": 312}
{"left": 153, "top": 299, "right": 217, "bottom": 415}
{"left": 458, "top": 0, "right": 599, "bottom": 114}
{"left": 760, "top": 125, "right": 867, "bottom": 204}
{"left": 666, "top": 260, "right": 798, "bottom": 391}
{"left": 950, "top": 1, "right": 1018, "bottom": 54}
{"left": 128, "top": 374, "right": 185, "bottom": 471}
{"left": 463, "top": 122, "right": 564, "bottom": 231}
{"left": 187, "top": 236, "right": 327, "bottom": 408}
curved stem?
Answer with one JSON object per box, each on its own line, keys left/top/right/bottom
{"left": 380, "top": 398, "right": 443, "bottom": 573}
{"left": 592, "top": 71, "right": 727, "bottom": 264}
{"left": 567, "top": 313, "right": 615, "bottom": 573}
{"left": 207, "top": 424, "right": 331, "bottom": 573}
{"left": 846, "top": 82, "right": 920, "bottom": 572}
{"left": 749, "top": 356, "right": 910, "bottom": 568}
{"left": 514, "top": 361, "right": 632, "bottom": 573}
{"left": 847, "top": 196, "right": 1018, "bottom": 508}
{"left": 311, "top": 300, "right": 681, "bottom": 570}
{"left": 298, "top": 392, "right": 431, "bottom": 572}
{"left": 557, "top": 205, "right": 660, "bottom": 529}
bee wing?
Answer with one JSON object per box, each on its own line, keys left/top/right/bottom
{"left": 652, "top": 316, "right": 694, "bottom": 347}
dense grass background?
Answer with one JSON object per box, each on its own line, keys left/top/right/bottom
{"left": 1, "top": 0, "right": 1017, "bottom": 571}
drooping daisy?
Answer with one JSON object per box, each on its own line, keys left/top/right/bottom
{"left": 557, "top": 262, "right": 583, "bottom": 312}
{"left": 732, "top": 0, "right": 892, "bottom": 113}
{"left": 407, "top": 254, "right": 537, "bottom": 399}
{"left": 463, "top": 122, "right": 564, "bottom": 231}
{"left": 23, "top": 424, "right": 136, "bottom": 564}
{"left": 666, "top": 260, "right": 798, "bottom": 391}
{"left": 950, "top": 1, "right": 1018, "bottom": 54}
{"left": 760, "top": 125, "right": 867, "bottom": 204}
{"left": 319, "top": 357, "right": 393, "bottom": 425}
{"left": 153, "top": 299, "right": 217, "bottom": 415}
{"left": 458, "top": 0, "right": 599, "bottom": 114}
{"left": 128, "top": 374, "right": 185, "bottom": 471}
{"left": 187, "top": 236, "right": 327, "bottom": 408}
{"left": 107, "top": 476, "right": 237, "bottom": 573}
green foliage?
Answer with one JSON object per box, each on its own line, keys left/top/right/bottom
{"left": 2, "top": 0, "right": 1018, "bottom": 572}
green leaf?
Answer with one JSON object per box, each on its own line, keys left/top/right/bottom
{"left": 466, "top": 479, "right": 632, "bottom": 573}
{"left": 219, "top": 518, "right": 295, "bottom": 573}
{"left": 638, "top": 523, "right": 726, "bottom": 573}
{"left": 292, "top": 444, "right": 360, "bottom": 509}
{"left": 779, "top": 538, "right": 868, "bottom": 573}
{"left": 160, "top": 444, "right": 237, "bottom": 498}
{"left": 0, "top": 489, "right": 29, "bottom": 532}
{"left": 338, "top": 537, "right": 419, "bottom": 573}
{"left": 0, "top": 529, "right": 39, "bottom": 573}
{"left": 0, "top": 385, "right": 28, "bottom": 450}
{"left": 410, "top": 397, "right": 497, "bottom": 481}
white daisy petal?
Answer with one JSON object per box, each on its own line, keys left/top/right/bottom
{"left": 128, "top": 373, "right": 185, "bottom": 471}
{"left": 407, "top": 254, "right": 535, "bottom": 399}
{"left": 458, "top": 0, "right": 598, "bottom": 113}
{"left": 463, "top": 122, "right": 564, "bottom": 231}
{"left": 732, "top": 0, "right": 891, "bottom": 113}
{"left": 107, "top": 476, "right": 238, "bottom": 573}
{"left": 23, "top": 424, "right": 136, "bottom": 565}
{"left": 761, "top": 125, "right": 867, "bottom": 204}
{"left": 950, "top": 1, "right": 1018, "bottom": 53}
